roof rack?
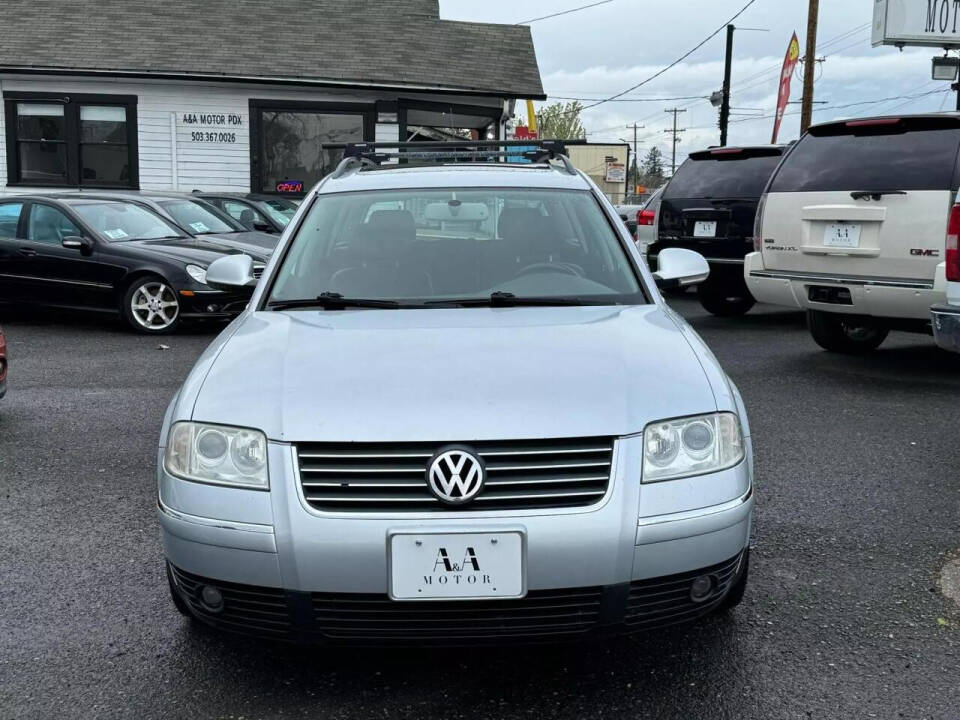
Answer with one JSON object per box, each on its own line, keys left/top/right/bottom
{"left": 334, "top": 140, "right": 577, "bottom": 176}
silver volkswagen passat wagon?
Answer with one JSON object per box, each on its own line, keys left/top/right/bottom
{"left": 158, "top": 141, "right": 754, "bottom": 644}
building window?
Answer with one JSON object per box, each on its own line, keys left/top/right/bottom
{"left": 250, "top": 101, "right": 374, "bottom": 196}
{"left": 3, "top": 93, "right": 138, "bottom": 189}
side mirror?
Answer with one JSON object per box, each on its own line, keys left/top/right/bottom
{"left": 252, "top": 221, "right": 273, "bottom": 233}
{"left": 653, "top": 247, "right": 709, "bottom": 289}
{"left": 206, "top": 254, "right": 256, "bottom": 290}
{"left": 62, "top": 236, "right": 94, "bottom": 256}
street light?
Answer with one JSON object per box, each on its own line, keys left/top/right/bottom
{"left": 932, "top": 55, "right": 960, "bottom": 81}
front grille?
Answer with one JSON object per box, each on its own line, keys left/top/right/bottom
{"left": 311, "top": 588, "right": 603, "bottom": 643}
{"left": 624, "top": 552, "right": 743, "bottom": 630}
{"left": 295, "top": 437, "right": 615, "bottom": 512}
{"left": 169, "top": 565, "right": 291, "bottom": 637}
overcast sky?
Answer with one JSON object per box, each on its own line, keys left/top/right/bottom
{"left": 439, "top": 0, "right": 950, "bottom": 165}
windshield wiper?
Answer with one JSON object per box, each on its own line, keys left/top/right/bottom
{"left": 268, "top": 292, "right": 403, "bottom": 311}
{"left": 428, "top": 291, "right": 586, "bottom": 308}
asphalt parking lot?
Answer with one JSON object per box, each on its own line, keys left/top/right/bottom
{"left": 1, "top": 298, "right": 959, "bottom": 720}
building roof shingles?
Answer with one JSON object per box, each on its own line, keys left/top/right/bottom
{"left": 0, "top": 0, "right": 544, "bottom": 98}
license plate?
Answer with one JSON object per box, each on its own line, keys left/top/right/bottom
{"left": 824, "top": 222, "right": 861, "bottom": 248}
{"left": 693, "top": 221, "right": 717, "bottom": 238}
{"left": 389, "top": 532, "right": 524, "bottom": 600}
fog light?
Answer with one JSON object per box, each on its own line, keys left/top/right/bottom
{"left": 690, "top": 575, "right": 714, "bottom": 602}
{"left": 206, "top": 304, "right": 221, "bottom": 313}
{"left": 199, "top": 584, "right": 224, "bottom": 612}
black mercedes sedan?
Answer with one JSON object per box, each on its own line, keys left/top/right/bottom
{"left": 0, "top": 195, "right": 270, "bottom": 334}
{"left": 83, "top": 192, "right": 279, "bottom": 255}
{"left": 192, "top": 192, "right": 298, "bottom": 234}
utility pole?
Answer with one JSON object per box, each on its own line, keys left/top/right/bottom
{"left": 625, "top": 122, "right": 644, "bottom": 193}
{"left": 719, "top": 24, "right": 734, "bottom": 146}
{"left": 664, "top": 108, "right": 686, "bottom": 176}
{"left": 800, "top": 0, "right": 820, "bottom": 133}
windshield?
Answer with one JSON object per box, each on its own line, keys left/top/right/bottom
{"left": 665, "top": 153, "right": 782, "bottom": 199}
{"left": 266, "top": 188, "right": 643, "bottom": 307}
{"left": 259, "top": 199, "right": 297, "bottom": 227}
{"left": 69, "top": 201, "right": 185, "bottom": 241}
{"left": 159, "top": 200, "right": 237, "bottom": 235}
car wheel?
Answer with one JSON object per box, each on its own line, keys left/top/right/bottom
{"left": 697, "top": 281, "right": 756, "bottom": 317}
{"left": 166, "top": 564, "right": 193, "bottom": 617}
{"left": 718, "top": 549, "right": 749, "bottom": 612}
{"left": 122, "top": 276, "right": 181, "bottom": 334}
{"left": 807, "top": 310, "right": 888, "bottom": 354}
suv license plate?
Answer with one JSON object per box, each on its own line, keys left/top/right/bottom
{"left": 824, "top": 223, "right": 861, "bottom": 248}
{"left": 390, "top": 532, "right": 524, "bottom": 600}
{"left": 693, "top": 221, "right": 717, "bottom": 237}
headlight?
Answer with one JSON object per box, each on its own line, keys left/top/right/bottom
{"left": 164, "top": 422, "right": 268, "bottom": 489}
{"left": 185, "top": 264, "right": 207, "bottom": 285}
{"left": 642, "top": 412, "right": 744, "bottom": 483}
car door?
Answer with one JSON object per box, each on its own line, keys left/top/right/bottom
{"left": 18, "top": 202, "right": 111, "bottom": 308}
{"left": 0, "top": 201, "right": 26, "bottom": 301}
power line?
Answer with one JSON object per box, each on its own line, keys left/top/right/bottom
{"left": 548, "top": 94, "right": 710, "bottom": 102}
{"left": 515, "top": 0, "right": 613, "bottom": 24}
{"left": 572, "top": 0, "right": 760, "bottom": 113}
{"left": 726, "top": 87, "right": 951, "bottom": 124}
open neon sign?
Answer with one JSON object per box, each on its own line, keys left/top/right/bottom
{"left": 276, "top": 180, "right": 303, "bottom": 193}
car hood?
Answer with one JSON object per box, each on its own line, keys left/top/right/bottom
{"left": 191, "top": 305, "right": 718, "bottom": 442}
{"left": 201, "top": 230, "right": 278, "bottom": 252}
{"left": 126, "top": 236, "right": 272, "bottom": 265}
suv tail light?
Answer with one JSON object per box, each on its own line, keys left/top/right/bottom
{"left": 637, "top": 209, "right": 656, "bottom": 226}
{"left": 752, "top": 193, "right": 767, "bottom": 252}
{"left": 947, "top": 202, "right": 960, "bottom": 282}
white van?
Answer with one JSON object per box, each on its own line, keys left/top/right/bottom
{"left": 745, "top": 114, "right": 959, "bottom": 353}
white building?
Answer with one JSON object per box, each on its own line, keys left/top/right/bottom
{"left": 0, "top": 0, "right": 544, "bottom": 198}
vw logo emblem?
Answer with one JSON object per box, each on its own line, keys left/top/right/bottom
{"left": 426, "top": 446, "right": 485, "bottom": 505}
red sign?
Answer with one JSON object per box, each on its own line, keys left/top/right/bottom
{"left": 772, "top": 33, "right": 800, "bottom": 144}
{"left": 514, "top": 125, "right": 538, "bottom": 140}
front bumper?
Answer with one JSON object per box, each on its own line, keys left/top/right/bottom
{"left": 931, "top": 304, "right": 960, "bottom": 353}
{"left": 158, "top": 435, "right": 753, "bottom": 642}
{"left": 178, "top": 290, "right": 251, "bottom": 320}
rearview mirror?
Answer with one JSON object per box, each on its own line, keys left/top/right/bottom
{"left": 61, "top": 236, "right": 94, "bottom": 256}
{"left": 653, "top": 248, "right": 709, "bottom": 289}
{"left": 206, "top": 254, "right": 256, "bottom": 290}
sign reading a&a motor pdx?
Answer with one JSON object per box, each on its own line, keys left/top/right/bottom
{"left": 873, "top": 0, "right": 960, "bottom": 47}
{"left": 177, "top": 111, "right": 245, "bottom": 144}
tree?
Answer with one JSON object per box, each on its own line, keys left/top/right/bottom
{"left": 518, "top": 101, "right": 586, "bottom": 140}
{"left": 639, "top": 146, "right": 666, "bottom": 188}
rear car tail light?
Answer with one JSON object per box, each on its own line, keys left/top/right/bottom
{"left": 947, "top": 202, "right": 960, "bottom": 282}
{"left": 752, "top": 193, "right": 767, "bottom": 252}
{"left": 637, "top": 209, "right": 656, "bottom": 226}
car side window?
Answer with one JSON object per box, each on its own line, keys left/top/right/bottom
{"left": 27, "top": 204, "right": 81, "bottom": 245}
{"left": 0, "top": 202, "right": 24, "bottom": 241}
{"left": 222, "top": 200, "right": 266, "bottom": 230}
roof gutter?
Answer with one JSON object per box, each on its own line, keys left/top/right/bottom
{"left": 0, "top": 66, "right": 548, "bottom": 101}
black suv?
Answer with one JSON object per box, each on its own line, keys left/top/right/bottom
{"left": 650, "top": 145, "right": 786, "bottom": 316}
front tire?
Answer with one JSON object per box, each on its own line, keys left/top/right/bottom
{"left": 697, "top": 280, "right": 756, "bottom": 317}
{"left": 807, "top": 310, "right": 888, "bottom": 354}
{"left": 121, "top": 275, "right": 181, "bottom": 334}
